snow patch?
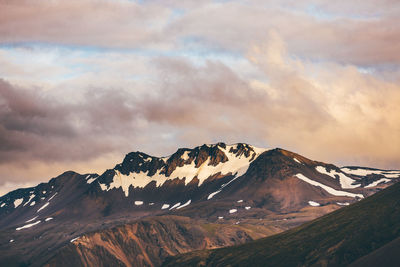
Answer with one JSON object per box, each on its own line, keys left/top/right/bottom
{"left": 99, "top": 169, "right": 153, "bottom": 197}
{"left": 1, "top": 203, "right": 5, "bottom": 207}
{"left": 169, "top": 202, "right": 181, "bottom": 210}
{"left": 42, "top": 191, "right": 46, "bottom": 194}
{"left": 134, "top": 201, "right": 143, "bottom": 206}
{"left": 341, "top": 168, "right": 400, "bottom": 178}
{"left": 48, "top": 192, "right": 57, "bottom": 201}
{"left": 293, "top": 158, "right": 301, "bottom": 164}
{"left": 229, "top": 209, "right": 237, "bottom": 214}
{"left": 16, "top": 220, "right": 41, "bottom": 231}
{"left": 70, "top": 237, "right": 79, "bottom": 243}
{"left": 23, "top": 194, "right": 35, "bottom": 206}
{"left": 341, "top": 168, "right": 381, "bottom": 176}
{"left": 149, "top": 202, "right": 154, "bottom": 205}
{"left": 9, "top": 239, "right": 14, "bottom": 243}
{"left": 99, "top": 182, "right": 108, "bottom": 191}
{"left": 37, "top": 202, "right": 49, "bottom": 213}
{"left": 45, "top": 217, "right": 53, "bottom": 221}
{"left": 181, "top": 151, "right": 190, "bottom": 161}
{"left": 30, "top": 201, "right": 36, "bottom": 206}
{"left": 26, "top": 216, "right": 38, "bottom": 223}
{"left": 237, "top": 200, "right": 243, "bottom": 203}
{"left": 218, "top": 216, "right": 224, "bottom": 219}
{"left": 176, "top": 200, "right": 191, "bottom": 210}
{"left": 87, "top": 176, "right": 97, "bottom": 184}
{"left": 221, "top": 174, "right": 242, "bottom": 189}
{"left": 207, "top": 190, "right": 221, "bottom": 200}
{"left": 308, "top": 201, "right": 320, "bottom": 207}
{"left": 13, "top": 198, "right": 23, "bottom": 208}
{"left": 337, "top": 202, "right": 350, "bottom": 206}
{"left": 161, "top": 204, "right": 170, "bottom": 210}
{"left": 245, "top": 206, "right": 251, "bottom": 210}
{"left": 315, "top": 166, "right": 335, "bottom": 179}
{"left": 295, "top": 173, "right": 363, "bottom": 198}
{"left": 365, "top": 178, "right": 391, "bottom": 188}
{"left": 381, "top": 173, "right": 400, "bottom": 178}
{"left": 315, "top": 166, "right": 360, "bottom": 189}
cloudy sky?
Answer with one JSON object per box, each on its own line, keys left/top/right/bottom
{"left": 1, "top": 0, "right": 400, "bottom": 196}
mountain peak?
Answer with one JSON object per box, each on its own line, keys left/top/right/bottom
{"left": 97, "top": 143, "right": 268, "bottom": 197}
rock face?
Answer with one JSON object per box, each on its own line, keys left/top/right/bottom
{"left": 0, "top": 143, "right": 399, "bottom": 267}
{"left": 44, "top": 215, "right": 274, "bottom": 267}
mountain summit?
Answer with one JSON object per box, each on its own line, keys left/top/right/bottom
{"left": 1, "top": 143, "right": 399, "bottom": 266}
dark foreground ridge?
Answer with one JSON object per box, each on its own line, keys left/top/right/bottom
{"left": 162, "top": 181, "right": 400, "bottom": 267}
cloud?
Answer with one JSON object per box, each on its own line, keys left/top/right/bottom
{"left": 0, "top": 0, "right": 171, "bottom": 48}
{"left": 0, "top": 1, "right": 400, "bottom": 195}
{"left": 0, "top": 181, "right": 37, "bottom": 197}
{"left": 0, "top": 79, "right": 140, "bottom": 165}
{"left": 135, "top": 31, "right": 400, "bottom": 170}
{"left": 1, "top": 30, "right": 400, "bottom": 190}
{"left": 1, "top": 0, "right": 400, "bottom": 65}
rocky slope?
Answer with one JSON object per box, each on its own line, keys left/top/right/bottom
{"left": 162, "top": 180, "right": 400, "bottom": 267}
{"left": 44, "top": 215, "right": 280, "bottom": 267}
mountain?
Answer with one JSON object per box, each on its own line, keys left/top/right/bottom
{"left": 0, "top": 143, "right": 399, "bottom": 266}
{"left": 162, "top": 179, "right": 400, "bottom": 267}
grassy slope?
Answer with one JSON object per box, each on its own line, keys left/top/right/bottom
{"left": 163, "top": 181, "right": 400, "bottom": 267}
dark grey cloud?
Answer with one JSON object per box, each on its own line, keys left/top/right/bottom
{"left": 0, "top": 79, "right": 141, "bottom": 164}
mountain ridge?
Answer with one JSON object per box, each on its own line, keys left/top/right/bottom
{"left": 0, "top": 142, "right": 399, "bottom": 267}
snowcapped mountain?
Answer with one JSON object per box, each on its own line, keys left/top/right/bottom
{"left": 0, "top": 143, "right": 399, "bottom": 266}
{"left": 96, "top": 143, "right": 266, "bottom": 198}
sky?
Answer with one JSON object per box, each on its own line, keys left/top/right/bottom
{"left": 1, "top": 0, "right": 400, "bottom": 196}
